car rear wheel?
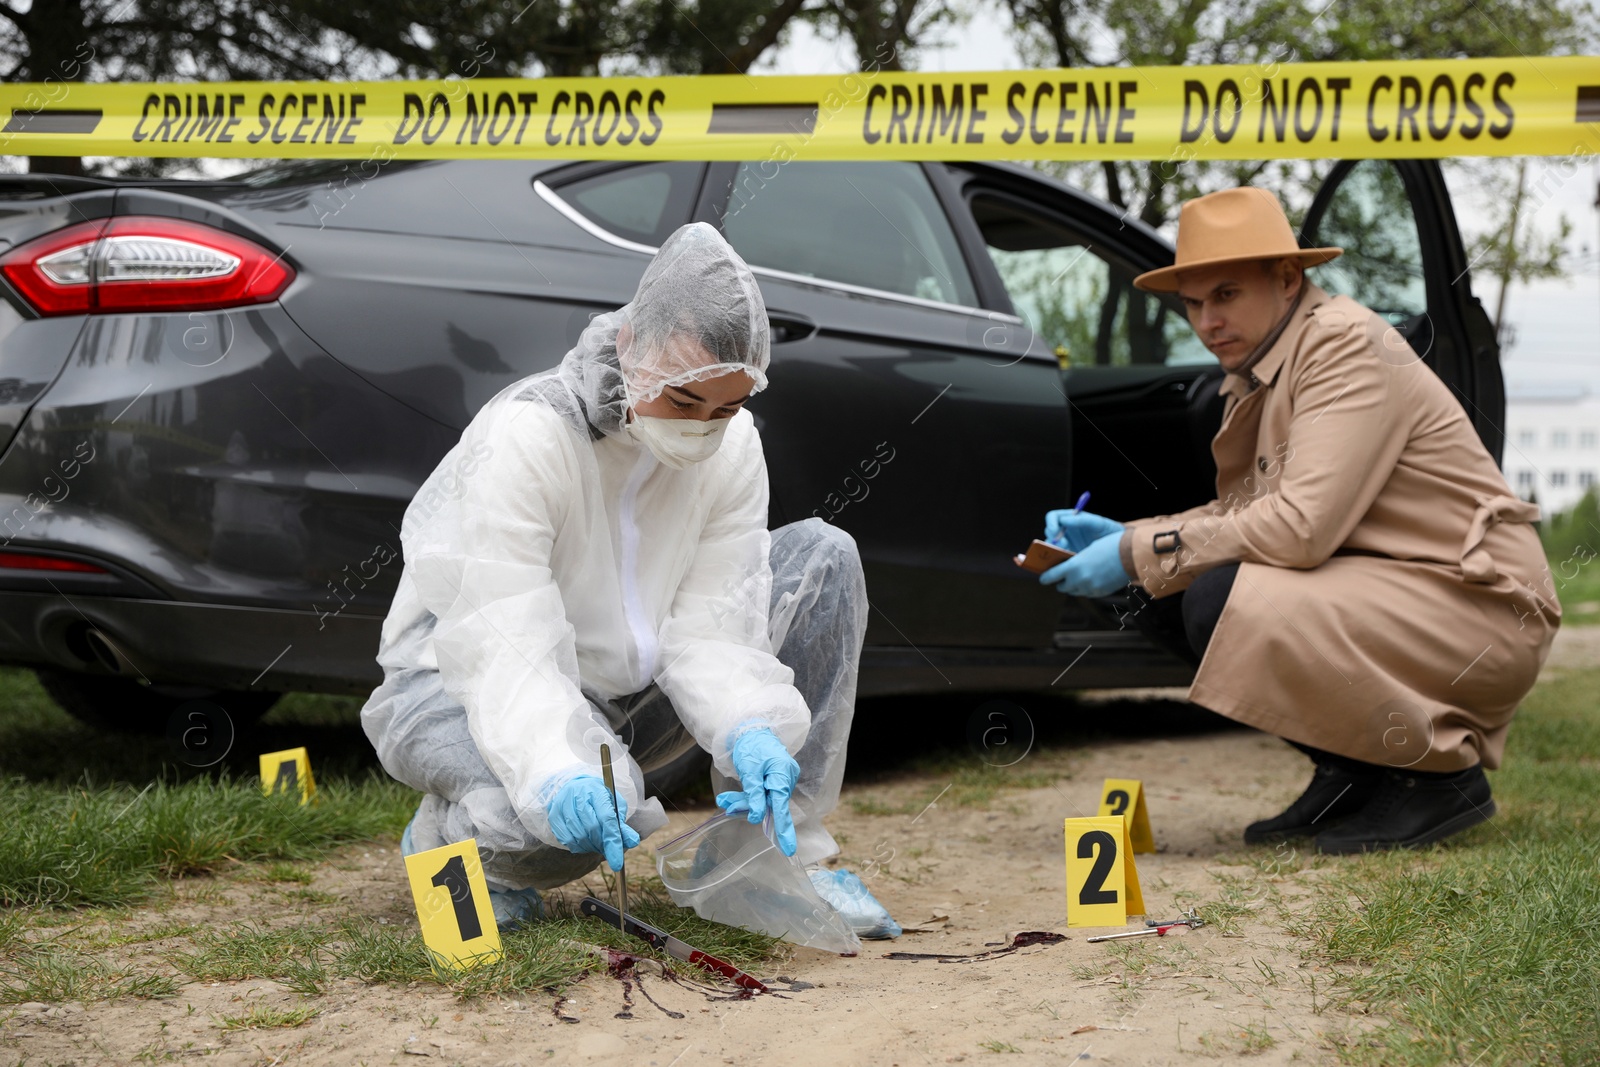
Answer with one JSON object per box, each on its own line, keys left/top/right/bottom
{"left": 35, "top": 669, "right": 281, "bottom": 736}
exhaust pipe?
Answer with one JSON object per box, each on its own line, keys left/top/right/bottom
{"left": 83, "top": 627, "right": 139, "bottom": 676}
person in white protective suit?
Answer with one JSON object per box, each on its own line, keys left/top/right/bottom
{"left": 361, "top": 222, "right": 899, "bottom": 937}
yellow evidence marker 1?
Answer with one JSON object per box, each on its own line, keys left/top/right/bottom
{"left": 259, "top": 747, "right": 316, "bottom": 805}
{"left": 1099, "top": 777, "right": 1155, "bottom": 854}
{"left": 404, "top": 838, "right": 504, "bottom": 975}
{"left": 1064, "top": 815, "right": 1146, "bottom": 928}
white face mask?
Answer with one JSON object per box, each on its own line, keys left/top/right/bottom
{"left": 626, "top": 413, "right": 731, "bottom": 469}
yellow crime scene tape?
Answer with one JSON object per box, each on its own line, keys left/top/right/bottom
{"left": 1, "top": 57, "right": 1595, "bottom": 162}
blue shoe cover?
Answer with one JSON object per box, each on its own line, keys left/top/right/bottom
{"left": 486, "top": 885, "right": 544, "bottom": 930}
{"left": 808, "top": 868, "right": 901, "bottom": 939}
{"left": 400, "top": 816, "right": 417, "bottom": 856}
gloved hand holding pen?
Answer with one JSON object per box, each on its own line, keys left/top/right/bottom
{"left": 1040, "top": 507, "right": 1132, "bottom": 597}
{"left": 716, "top": 725, "right": 801, "bottom": 856}
{"left": 1043, "top": 508, "right": 1123, "bottom": 552}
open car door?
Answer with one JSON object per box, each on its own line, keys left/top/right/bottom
{"left": 1300, "top": 158, "right": 1505, "bottom": 461}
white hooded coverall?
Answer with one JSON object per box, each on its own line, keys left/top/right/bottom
{"left": 360, "top": 223, "right": 868, "bottom": 889}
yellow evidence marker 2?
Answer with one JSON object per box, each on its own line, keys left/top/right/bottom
{"left": 259, "top": 746, "right": 315, "bottom": 805}
{"left": 404, "top": 838, "right": 504, "bottom": 975}
{"left": 1099, "top": 777, "right": 1155, "bottom": 854}
{"left": 1064, "top": 815, "right": 1146, "bottom": 928}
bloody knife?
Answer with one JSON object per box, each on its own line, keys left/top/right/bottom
{"left": 579, "top": 896, "right": 769, "bottom": 994}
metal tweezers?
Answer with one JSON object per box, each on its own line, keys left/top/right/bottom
{"left": 1086, "top": 909, "right": 1207, "bottom": 942}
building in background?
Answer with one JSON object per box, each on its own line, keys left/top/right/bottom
{"left": 1503, "top": 383, "right": 1600, "bottom": 516}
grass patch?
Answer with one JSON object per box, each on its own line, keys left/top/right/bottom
{"left": 0, "top": 907, "right": 23, "bottom": 951}
{"left": 279, "top": 888, "right": 340, "bottom": 906}
{"left": 979, "top": 1039, "right": 1023, "bottom": 1053}
{"left": 1195, "top": 896, "right": 1254, "bottom": 937}
{"left": 1540, "top": 489, "right": 1600, "bottom": 624}
{"left": 0, "top": 772, "right": 418, "bottom": 909}
{"left": 0, "top": 943, "right": 178, "bottom": 1003}
{"left": 1549, "top": 562, "right": 1600, "bottom": 624}
{"left": 1301, "top": 666, "right": 1600, "bottom": 1066}
{"left": 217, "top": 1004, "right": 320, "bottom": 1031}
{"left": 339, "top": 883, "right": 782, "bottom": 999}
{"left": 171, "top": 922, "right": 331, "bottom": 986}
{"left": 326, "top": 917, "right": 437, "bottom": 987}
{"left": 259, "top": 863, "right": 315, "bottom": 885}
{"left": 1196, "top": 1021, "right": 1275, "bottom": 1057}
{"left": 95, "top": 920, "right": 202, "bottom": 948}
{"left": 0, "top": 667, "right": 417, "bottom": 910}
{"left": 162, "top": 881, "right": 783, "bottom": 1001}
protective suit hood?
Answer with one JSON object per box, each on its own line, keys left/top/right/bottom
{"left": 520, "top": 221, "right": 771, "bottom": 438}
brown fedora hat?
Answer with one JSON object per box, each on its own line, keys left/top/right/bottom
{"left": 1133, "top": 186, "right": 1341, "bottom": 293}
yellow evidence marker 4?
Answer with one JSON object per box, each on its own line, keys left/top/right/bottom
{"left": 404, "top": 838, "right": 504, "bottom": 975}
{"left": 1098, "top": 777, "right": 1155, "bottom": 854}
{"left": 1065, "top": 815, "right": 1146, "bottom": 928}
{"left": 259, "top": 746, "right": 315, "bottom": 805}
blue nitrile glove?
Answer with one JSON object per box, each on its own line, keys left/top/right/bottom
{"left": 1040, "top": 530, "right": 1132, "bottom": 597}
{"left": 547, "top": 775, "right": 640, "bottom": 872}
{"left": 1043, "top": 509, "right": 1124, "bottom": 552}
{"left": 716, "top": 726, "right": 801, "bottom": 857}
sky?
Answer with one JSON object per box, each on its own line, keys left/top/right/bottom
{"left": 761, "top": 10, "right": 1600, "bottom": 396}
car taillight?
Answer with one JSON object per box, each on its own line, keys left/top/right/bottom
{"left": 0, "top": 551, "right": 107, "bottom": 573}
{"left": 0, "top": 216, "right": 294, "bottom": 316}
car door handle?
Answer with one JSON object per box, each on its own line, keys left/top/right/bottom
{"left": 767, "top": 312, "right": 817, "bottom": 344}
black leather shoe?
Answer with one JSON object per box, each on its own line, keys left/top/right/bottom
{"left": 1243, "top": 762, "right": 1383, "bottom": 844}
{"left": 1315, "top": 765, "right": 1495, "bottom": 854}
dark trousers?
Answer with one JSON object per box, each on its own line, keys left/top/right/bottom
{"left": 1123, "top": 562, "right": 1239, "bottom": 667}
{"left": 1124, "top": 562, "right": 1372, "bottom": 773}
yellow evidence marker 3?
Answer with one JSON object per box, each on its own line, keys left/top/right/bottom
{"left": 1098, "top": 777, "right": 1156, "bottom": 854}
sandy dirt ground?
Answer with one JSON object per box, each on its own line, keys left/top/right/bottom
{"left": 6, "top": 625, "right": 1595, "bottom": 1067}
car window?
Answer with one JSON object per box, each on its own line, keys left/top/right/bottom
{"left": 553, "top": 162, "right": 705, "bottom": 246}
{"left": 721, "top": 161, "right": 978, "bottom": 307}
{"left": 971, "top": 195, "right": 1212, "bottom": 367}
{"left": 1303, "top": 160, "right": 1427, "bottom": 324}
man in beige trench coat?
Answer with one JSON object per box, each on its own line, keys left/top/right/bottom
{"left": 1038, "top": 186, "right": 1561, "bottom": 854}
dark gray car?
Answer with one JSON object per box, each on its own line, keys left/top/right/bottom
{"left": 0, "top": 157, "right": 1502, "bottom": 733}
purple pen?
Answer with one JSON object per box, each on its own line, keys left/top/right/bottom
{"left": 1048, "top": 492, "right": 1093, "bottom": 549}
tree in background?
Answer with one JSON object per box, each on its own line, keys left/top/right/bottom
{"left": 1539, "top": 485, "right": 1600, "bottom": 615}
{"left": 799, "top": 0, "right": 964, "bottom": 70}
{"left": 1, "top": 0, "right": 947, "bottom": 174}
{"left": 1459, "top": 156, "right": 1577, "bottom": 347}
{"left": 1004, "top": 0, "right": 1315, "bottom": 362}
{"left": 1297, "top": 0, "right": 1593, "bottom": 347}
{"left": 1004, "top": 0, "right": 1598, "bottom": 353}
{"left": 4, "top": 0, "right": 370, "bottom": 174}
{"left": 632, "top": 0, "right": 813, "bottom": 75}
